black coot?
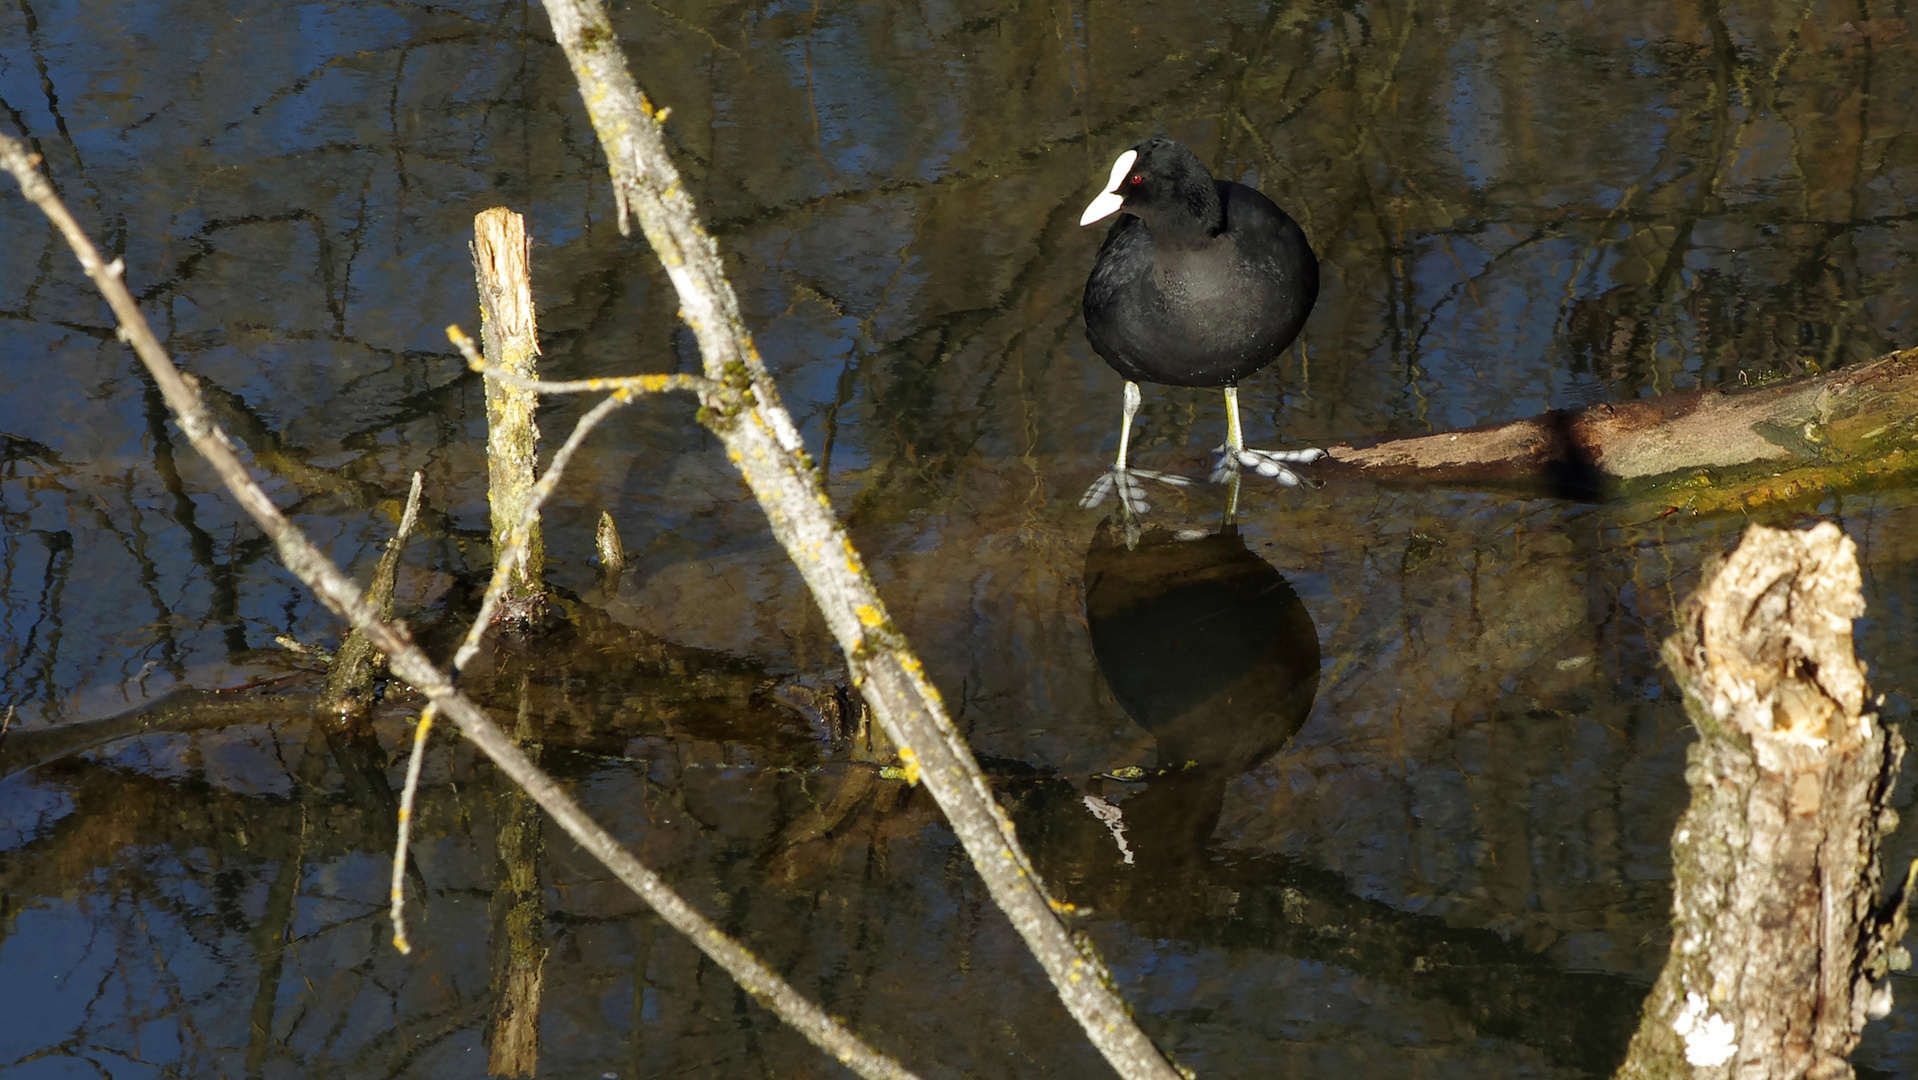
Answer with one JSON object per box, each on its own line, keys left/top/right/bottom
{"left": 1078, "top": 137, "right": 1322, "bottom": 514}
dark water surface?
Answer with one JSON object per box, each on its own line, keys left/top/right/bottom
{"left": 5, "top": 1, "right": 1918, "bottom": 1076}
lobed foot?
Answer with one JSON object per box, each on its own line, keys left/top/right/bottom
{"left": 1210, "top": 445, "right": 1327, "bottom": 486}
{"left": 1079, "top": 465, "right": 1196, "bottom": 515}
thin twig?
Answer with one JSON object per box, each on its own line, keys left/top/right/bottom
{"left": 378, "top": 470, "right": 429, "bottom": 955}
{"left": 0, "top": 133, "right": 922, "bottom": 1080}
{"left": 273, "top": 635, "right": 334, "bottom": 662}
{"left": 394, "top": 470, "right": 425, "bottom": 550}
{"left": 452, "top": 328, "right": 714, "bottom": 396}
{"left": 390, "top": 701, "right": 437, "bottom": 954}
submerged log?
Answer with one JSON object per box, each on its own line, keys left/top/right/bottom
{"left": 1618, "top": 522, "right": 1909, "bottom": 1080}
{"left": 1317, "top": 350, "right": 1918, "bottom": 509}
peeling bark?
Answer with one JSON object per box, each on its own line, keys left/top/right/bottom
{"left": 1619, "top": 522, "right": 1909, "bottom": 1080}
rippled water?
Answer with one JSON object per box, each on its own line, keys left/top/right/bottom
{"left": 4, "top": 1, "right": 1918, "bottom": 1077}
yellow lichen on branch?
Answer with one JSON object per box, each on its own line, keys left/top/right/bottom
{"left": 535, "top": 1, "right": 1186, "bottom": 1076}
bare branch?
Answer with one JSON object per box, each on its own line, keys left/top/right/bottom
{"left": 536, "top": 2, "right": 1183, "bottom": 1076}
{"left": 391, "top": 701, "right": 437, "bottom": 955}
{"left": 1317, "top": 349, "right": 1918, "bottom": 504}
{"left": 320, "top": 469, "right": 425, "bottom": 716}
{"left": 0, "top": 133, "right": 922, "bottom": 1080}
{"left": 451, "top": 326, "right": 714, "bottom": 396}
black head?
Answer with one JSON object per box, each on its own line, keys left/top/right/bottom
{"left": 1080, "top": 137, "right": 1223, "bottom": 240}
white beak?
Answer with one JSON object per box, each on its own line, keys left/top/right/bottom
{"left": 1079, "top": 149, "right": 1138, "bottom": 226}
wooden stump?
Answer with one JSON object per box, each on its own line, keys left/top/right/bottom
{"left": 473, "top": 207, "right": 545, "bottom": 623}
{"left": 1619, "top": 522, "right": 1909, "bottom": 1079}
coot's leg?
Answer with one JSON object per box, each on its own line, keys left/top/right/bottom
{"left": 1079, "top": 381, "right": 1194, "bottom": 513}
{"left": 1116, "top": 379, "right": 1141, "bottom": 470}
{"left": 1210, "top": 386, "right": 1325, "bottom": 486}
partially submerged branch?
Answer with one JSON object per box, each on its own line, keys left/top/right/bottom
{"left": 594, "top": 509, "right": 625, "bottom": 589}
{"left": 438, "top": 325, "right": 710, "bottom": 675}
{"left": 318, "top": 470, "right": 423, "bottom": 717}
{"left": 1318, "top": 349, "right": 1918, "bottom": 508}
{"left": 444, "top": 350, "right": 637, "bottom": 675}
{"left": 0, "top": 134, "right": 922, "bottom": 1080}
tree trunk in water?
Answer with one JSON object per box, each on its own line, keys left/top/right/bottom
{"left": 1618, "top": 522, "right": 1910, "bottom": 1080}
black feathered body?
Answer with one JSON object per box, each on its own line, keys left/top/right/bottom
{"left": 1083, "top": 146, "right": 1318, "bottom": 389}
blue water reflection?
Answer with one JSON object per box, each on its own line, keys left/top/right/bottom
{"left": 3, "top": 0, "right": 1918, "bottom": 1075}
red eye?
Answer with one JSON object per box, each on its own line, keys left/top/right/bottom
{"left": 1129, "top": 175, "right": 1143, "bottom": 185}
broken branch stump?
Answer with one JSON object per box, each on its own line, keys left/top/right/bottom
{"left": 473, "top": 207, "right": 545, "bottom": 623}
{"left": 1620, "top": 522, "right": 1908, "bottom": 1080}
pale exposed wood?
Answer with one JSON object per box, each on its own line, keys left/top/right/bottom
{"left": 1619, "top": 523, "right": 1909, "bottom": 1080}
{"left": 474, "top": 207, "right": 540, "bottom": 346}
{"left": 474, "top": 207, "right": 546, "bottom": 620}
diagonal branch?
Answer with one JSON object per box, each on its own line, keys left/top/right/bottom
{"left": 536, "top": 2, "right": 1183, "bottom": 1077}
{"left": 0, "top": 134, "right": 922, "bottom": 1080}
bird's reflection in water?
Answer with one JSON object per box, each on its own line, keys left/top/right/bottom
{"left": 1025, "top": 519, "right": 1320, "bottom": 905}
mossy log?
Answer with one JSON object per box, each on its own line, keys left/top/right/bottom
{"left": 1318, "top": 350, "right": 1918, "bottom": 511}
{"left": 1618, "top": 522, "right": 1909, "bottom": 1080}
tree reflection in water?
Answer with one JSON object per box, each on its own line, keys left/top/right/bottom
{"left": 7, "top": 0, "right": 1918, "bottom": 1074}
